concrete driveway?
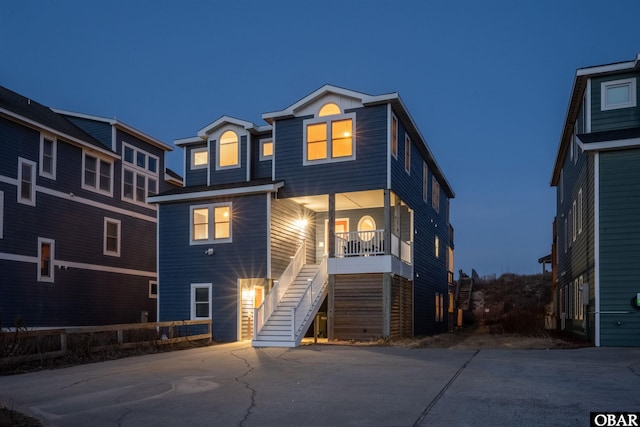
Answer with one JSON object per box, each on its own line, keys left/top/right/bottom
{"left": 1, "top": 342, "right": 639, "bottom": 426}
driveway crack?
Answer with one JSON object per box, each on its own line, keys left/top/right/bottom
{"left": 413, "top": 349, "right": 480, "bottom": 426}
{"left": 231, "top": 350, "right": 256, "bottom": 427}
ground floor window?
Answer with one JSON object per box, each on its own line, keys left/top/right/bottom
{"left": 38, "top": 237, "right": 55, "bottom": 282}
{"left": 435, "top": 292, "right": 444, "bottom": 322}
{"left": 191, "top": 283, "right": 212, "bottom": 319}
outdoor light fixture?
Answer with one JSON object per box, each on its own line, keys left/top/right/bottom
{"left": 205, "top": 248, "right": 214, "bottom": 255}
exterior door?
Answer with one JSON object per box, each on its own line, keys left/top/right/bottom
{"left": 325, "top": 218, "right": 349, "bottom": 255}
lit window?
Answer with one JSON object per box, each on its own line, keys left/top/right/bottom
{"left": 432, "top": 177, "right": 440, "bottom": 213}
{"left": 18, "top": 157, "right": 36, "bottom": 206}
{"left": 601, "top": 78, "right": 636, "bottom": 111}
{"left": 435, "top": 235, "right": 440, "bottom": 258}
{"left": 218, "top": 130, "right": 239, "bottom": 168}
{"left": 357, "top": 215, "right": 376, "bottom": 241}
{"left": 404, "top": 135, "right": 411, "bottom": 173}
{"left": 104, "top": 217, "right": 121, "bottom": 257}
{"left": 38, "top": 238, "right": 54, "bottom": 282}
{"left": 190, "top": 203, "right": 232, "bottom": 244}
{"left": 83, "top": 153, "right": 112, "bottom": 196}
{"left": 191, "top": 283, "right": 212, "bottom": 319}
{"left": 391, "top": 115, "right": 398, "bottom": 158}
{"left": 191, "top": 147, "right": 208, "bottom": 169}
{"left": 260, "top": 139, "right": 273, "bottom": 160}
{"left": 423, "top": 162, "right": 428, "bottom": 202}
{"left": 303, "top": 104, "right": 355, "bottom": 164}
{"left": 39, "top": 135, "right": 56, "bottom": 179}
{"left": 319, "top": 103, "right": 341, "bottom": 117}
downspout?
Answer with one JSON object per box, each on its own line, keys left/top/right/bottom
{"left": 594, "top": 151, "right": 600, "bottom": 346}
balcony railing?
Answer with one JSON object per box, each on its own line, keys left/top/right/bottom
{"left": 335, "top": 230, "right": 385, "bottom": 257}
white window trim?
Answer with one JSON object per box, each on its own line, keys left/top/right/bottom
{"left": 601, "top": 77, "right": 636, "bottom": 111}
{"left": 572, "top": 201, "right": 577, "bottom": 242}
{"left": 149, "top": 280, "right": 158, "bottom": 299}
{"left": 404, "top": 135, "right": 411, "bottom": 174}
{"left": 214, "top": 131, "right": 242, "bottom": 171}
{"left": 18, "top": 157, "right": 37, "bottom": 206}
{"left": 121, "top": 166, "right": 158, "bottom": 208}
{"left": 391, "top": 114, "right": 398, "bottom": 159}
{"left": 39, "top": 134, "right": 57, "bottom": 180}
{"left": 190, "top": 147, "right": 209, "bottom": 170}
{"left": 302, "top": 112, "right": 357, "bottom": 166}
{"left": 0, "top": 191, "right": 4, "bottom": 239}
{"left": 191, "top": 283, "right": 212, "bottom": 320}
{"left": 37, "top": 237, "right": 55, "bottom": 283}
{"left": 259, "top": 138, "right": 273, "bottom": 161}
{"left": 189, "top": 202, "right": 233, "bottom": 245}
{"left": 103, "top": 217, "right": 122, "bottom": 257}
{"left": 82, "top": 152, "right": 114, "bottom": 197}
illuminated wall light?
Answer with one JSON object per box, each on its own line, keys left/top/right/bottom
{"left": 294, "top": 218, "right": 309, "bottom": 228}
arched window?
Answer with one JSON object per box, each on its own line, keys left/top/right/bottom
{"left": 358, "top": 215, "right": 376, "bottom": 241}
{"left": 219, "top": 130, "right": 239, "bottom": 168}
{"left": 318, "top": 103, "right": 341, "bottom": 117}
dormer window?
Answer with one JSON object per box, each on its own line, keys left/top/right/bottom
{"left": 303, "top": 103, "right": 356, "bottom": 165}
{"left": 218, "top": 130, "right": 239, "bottom": 169}
{"left": 601, "top": 78, "right": 636, "bottom": 111}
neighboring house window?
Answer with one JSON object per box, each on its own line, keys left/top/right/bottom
{"left": 434, "top": 235, "right": 440, "bottom": 258}
{"left": 432, "top": 177, "right": 440, "bottom": 213}
{"left": 435, "top": 293, "right": 444, "bottom": 322}
{"left": 404, "top": 135, "right": 411, "bottom": 174}
{"left": 218, "top": 130, "right": 239, "bottom": 168}
{"left": 572, "top": 201, "right": 577, "bottom": 242}
{"left": 191, "top": 147, "right": 208, "bottom": 169}
{"left": 38, "top": 237, "right": 55, "bottom": 282}
{"left": 303, "top": 103, "right": 355, "bottom": 164}
{"left": 422, "top": 162, "right": 428, "bottom": 202}
{"left": 190, "top": 203, "right": 232, "bottom": 244}
{"left": 391, "top": 114, "right": 398, "bottom": 158}
{"left": 601, "top": 78, "right": 637, "bottom": 111}
{"left": 578, "top": 188, "right": 583, "bottom": 234}
{"left": 39, "top": 134, "right": 56, "bottom": 179}
{"left": 260, "top": 139, "right": 273, "bottom": 161}
{"left": 83, "top": 153, "right": 113, "bottom": 196}
{"left": 191, "top": 283, "right": 212, "bottom": 319}
{"left": 149, "top": 280, "right": 158, "bottom": 299}
{"left": 18, "top": 157, "right": 36, "bottom": 206}
{"left": 0, "top": 191, "right": 3, "bottom": 239}
{"left": 573, "top": 122, "right": 578, "bottom": 165}
{"left": 122, "top": 143, "right": 158, "bottom": 206}
{"left": 104, "top": 217, "right": 121, "bottom": 257}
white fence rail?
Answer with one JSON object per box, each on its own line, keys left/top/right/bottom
{"left": 335, "top": 230, "right": 385, "bottom": 257}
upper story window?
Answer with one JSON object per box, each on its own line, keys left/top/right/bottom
{"left": 122, "top": 143, "right": 158, "bottom": 206}
{"left": 391, "top": 115, "right": 398, "bottom": 158}
{"left": 191, "top": 147, "right": 208, "bottom": 170}
{"left": 18, "top": 157, "right": 36, "bottom": 206}
{"left": 404, "top": 135, "right": 411, "bottom": 174}
{"left": 260, "top": 139, "right": 273, "bottom": 161}
{"left": 303, "top": 103, "right": 356, "bottom": 165}
{"left": 601, "top": 77, "right": 637, "bottom": 111}
{"left": 432, "top": 177, "right": 440, "bottom": 213}
{"left": 38, "top": 237, "right": 55, "bottom": 283}
{"left": 190, "top": 203, "right": 232, "bottom": 245}
{"left": 218, "top": 130, "right": 239, "bottom": 169}
{"left": 39, "top": 134, "right": 56, "bottom": 180}
{"left": 83, "top": 153, "right": 113, "bottom": 197}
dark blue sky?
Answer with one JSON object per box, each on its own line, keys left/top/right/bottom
{"left": 2, "top": 1, "right": 639, "bottom": 275}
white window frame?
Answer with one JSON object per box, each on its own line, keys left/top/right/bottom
{"left": 215, "top": 130, "right": 241, "bottom": 170}
{"left": 191, "top": 147, "right": 209, "bottom": 170}
{"left": 432, "top": 177, "right": 440, "bottom": 213}
{"left": 38, "top": 237, "right": 55, "bottom": 283}
{"left": 149, "top": 280, "right": 158, "bottom": 299}
{"left": 391, "top": 114, "right": 398, "bottom": 159}
{"left": 0, "top": 191, "right": 4, "bottom": 239}
{"left": 18, "top": 157, "right": 37, "bottom": 206}
{"left": 103, "top": 217, "right": 121, "bottom": 257}
{"left": 191, "top": 283, "right": 212, "bottom": 320}
{"left": 422, "top": 162, "right": 428, "bottom": 203}
{"left": 189, "top": 202, "right": 232, "bottom": 245}
{"left": 39, "top": 134, "right": 57, "bottom": 180}
{"left": 260, "top": 138, "right": 273, "bottom": 161}
{"left": 121, "top": 143, "right": 159, "bottom": 207}
{"left": 404, "top": 135, "right": 411, "bottom": 174}
{"left": 601, "top": 77, "right": 636, "bottom": 111}
{"left": 82, "top": 152, "right": 113, "bottom": 196}
{"left": 572, "top": 201, "right": 577, "bottom": 242}
{"left": 302, "top": 112, "right": 356, "bottom": 166}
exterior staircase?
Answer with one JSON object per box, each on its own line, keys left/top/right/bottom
{"left": 252, "top": 263, "right": 327, "bottom": 347}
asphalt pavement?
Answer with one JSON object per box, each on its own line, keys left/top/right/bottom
{"left": 1, "top": 342, "right": 639, "bottom": 426}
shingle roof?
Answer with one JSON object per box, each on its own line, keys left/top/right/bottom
{"left": 0, "top": 86, "right": 107, "bottom": 150}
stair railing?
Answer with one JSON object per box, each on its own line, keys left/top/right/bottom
{"left": 291, "top": 256, "right": 328, "bottom": 343}
{"left": 254, "top": 240, "right": 306, "bottom": 339}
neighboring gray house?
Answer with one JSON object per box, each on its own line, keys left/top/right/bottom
{"left": 551, "top": 54, "right": 640, "bottom": 346}
{"left": 150, "top": 85, "right": 455, "bottom": 346}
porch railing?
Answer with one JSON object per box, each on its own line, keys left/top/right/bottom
{"left": 254, "top": 240, "right": 306, "bottom": 338}
{"left": 335, "top": 230, "right": 385, "bottom": 257}
{"left": 291, "top": 256, "right": 328, "bottom": 342}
